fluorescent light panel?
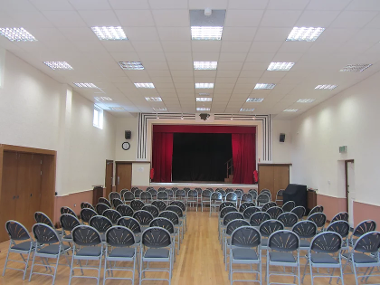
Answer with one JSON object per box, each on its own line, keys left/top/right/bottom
{"left": 195, "top": 83, "right": 214, "bottom": 89}
{"left": 44, "top": 61, "right": 73, "bottom": 70}
{"left": 91, "top": 26, "right": 128, "bottom": 41}
{"left": 74, "top": 83, "right": 98, "bottom": 88}
{"left": 254, "top": 83, "right": 276, "bottom": 90}
{"left": 145, "top": 97, "right": 162, "bottom": 102}
{"left": 191, "top": 26, "right": 223, "bottom": 40}
{"left": 134, "top": 83, "right": 155, "bottom": 88}
{"left": 340, "top": 64, "right": 372, "bottom": 72}
{"left": 268, "top": 62, "right": 294, "bottom": 71}
{"left": 286, "top": 27, "right": 325, "bottom": 42}
{"left": 240, "top": 108, "right": 255, "bottom": 112}
{"left": 118, "top": 61, "right": 144, "bottom": 70}
{"left": 197, "top": 107, "right": 210, "bottom": 111}
{"left": 196, "top": 97, "right": 212, "bottom": 102}
{"left": 284, "top": 109, "right": 298, "bottom": 112}
{"left": 153, "top": 107, "right": 167, "bottom": 111}
{"left": 194, "top": 61, "right": 217, "bottom": 70}
{"left": 315, "top": 85, "right": 337, "bottom": 90}
{"left": 95, "top": 97, "right": 112, "bottom": 101}
{"left": 0, "top": 27, "right": 37, "bottom": 41}
{"left": 297, "top": 99, "right": 315, "bottom": 103}
{"left": 246, "top": 98, "right": 264, "bottom": 102}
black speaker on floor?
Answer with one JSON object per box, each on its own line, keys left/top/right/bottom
{"left": 125, "top": 130, "right": 131, "bottom": 140}
{"left": 279, "top": 133, "right": 285, "bottom": 142}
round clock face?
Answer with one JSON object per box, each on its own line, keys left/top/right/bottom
{"left": 122, "top": 142, "right": 130, "bottom": 150}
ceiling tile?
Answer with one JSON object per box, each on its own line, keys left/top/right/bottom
{"left": 152, "top": 10, "right": 189, "bottom": 26}
{"left": 68, "top": 0, "right": 112, "bottom": 10}
{"left": 108, "top": 0, "right": 150, "bottom": 9}
{"left": 192, "top": 41, "right": 221, "bottom": 52}
{"left": 101, "top": 41, "right": 135, "bottom": 52}
{"left": 115, "top": 10, "right": 155, "bottom": 26}
{"left": 78, "top": 10, "right": 121, "bottom": 26}
{"left": 137, "top": 53, "right": 167, "bottom": 61}
{"left": 249, "top": 41, "right": 283, "bottom": 53}
{"left": 221, "top": 41, "right": 251, "bottom": 53}
{"left": 246, "top": 52, "right": 275, "bottom": 62}
{"left": 219, "top": 53, "right": 247, "bottom": 62}
{"left": 168, "top": 61, "right": 193, "bottom": 70}
{"left": 142, "top": 61, "right": 169, "bottom": 70}
{"left": 225, "top": 10, "right": 264, "bottom": 26}
{"left": 0, "top": 0, "right": 38, "bottom": 11}
{"left": 306, "top": 0, "right": 351, "bottom": 11}
{"left": 217, "top": 61, "right": 244, "bottom": 70}
{"left": 278, "top": 42, "right": 313, "bottom": 53}
{"left": 346, "top": 0, "right": 380, "bottom": 11}
{"left": 330, "top": 11, "right": 378, "bottom": 28}
{"left": 188, "top": 0, "right": 228, "bottom": 9}
{"left": 9, "top": 10, "right": 54, "bottom": 28}
{"left": 254, "top": 27, "right": 290, "bottom": 42}
{"left": 295, "top": 11, "right": 340, "bottom": 27}
{"left": 157, "top": 27, "right": 191, "bottom": 41}
{"left": 124, "top": 27, "right": 160, "bottom": 41}
{"left": 222, "top": 27, "right": 257, "bottom": 42}
{"left": 42, "top": 11, "right": 87, "bottom": 27}
{"left": 132, "top": 41, "right": 163, "bottom": 52}
{"left": 268, "top": 0, "right": 309, "bottom": 10}
{"left": 165, "top": 52, "right": 192, "bottom": 62}
{"left": 59, "top": 27, "right": 99, "bottom": 41}
{"left": 192, "top": 52, "right": 219, "bottom": 61}
{"left": 161, "top": 41, "right": 192, "bottom": 52}
{"left": 149, "top": 0, "right": 188, "bottom": 9}
{"left": 260, "top": 10, "right": 302, "bottom": 27}
{"left": 228, "top": 0, "right": 269, "bottom": 10}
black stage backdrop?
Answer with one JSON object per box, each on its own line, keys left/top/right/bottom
{"left": 172, "top": 133, "right": 232, "bottom": 182}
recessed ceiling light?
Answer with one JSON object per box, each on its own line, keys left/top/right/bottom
{"left": 145, "top": 97, "right": 162, "bottom": 102}
{"left": 110, "top": 107, "right": 125, "bottom": 111}
{"left": 0, "top": 27, "right": 37, "bottom": 42}
{"left": 74, "top": 83, "right": 98, "bottom": 88}
{"left": 198, "top": 92, "right": 211, "bottom": 96}
{"left": 91, "top": 26, "right": 128, "bottom": 41}
{"left": 284, "top": 109, "right": 298, "bottom": 112}
{"left": 267, "top": 62, "right": 295, "bottom": 71}
{"left": 153, "top": 107, "right": 167, "bottom": 112}
{"left": 297, "top": 99, "right": 315, "bottom": 103}
{"left": 118, "top": 61, "right": 144, "bottom": 70}
{"left": 286, "top": 27, "right": 325, "bottom": 42}
{"left": 44, "top": 61, "right": 73, "bottom": 70}
{"left": 340, "top": 64, "right": 372, "bottom": 72}
{"left": 195, "top": 83, "right": 214, "bottom": 89}
{"left": 191, "top": 26, "right": 223, "bottom": 40}
{"left": 95, "top": 97, "right": 112, "bottom": 101}
{"left": 315, "top": 85, "right": 337, "bottom": 90}
{"left": 196, "top": 97, "right": 212, "bottom": 102}
{"left": 240, "top": 108, "right": 255, "bottom": 112}
{"left": 134, "top": 83, "right": 155, "bottom": 88}
{"left": 197, "top": 107, "right": 210, "bottom": 111}
{"left": 194, "top": 61, "right": 217, "bottom": 70}
{"left": 246, "top": 98, "right": 264, "bottom": 102}
{"left": 254, "top": 83, "right": 276, "bottom": 90}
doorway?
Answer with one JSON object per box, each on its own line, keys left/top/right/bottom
{"left": 345, "top": 160, "right": 355, "bottom": 227}
{"left": 105, "top": 160, "right": 113, "bottom": 199}
{"left": 116, "top": 162, "right": 132, "bottom": 192}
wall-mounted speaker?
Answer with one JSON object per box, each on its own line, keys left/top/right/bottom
{"left": 279, "top": 133, "right": 285, "bottom": 142}
{"left": 125, "top": 130, "right": 131, "bottom": 140}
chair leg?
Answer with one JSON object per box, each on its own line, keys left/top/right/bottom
{"left": 97, "top": 257, "right": 102, "bottom": 285}
{"left": 51, "top": 253, "right": 60, "bottom": 285}
{"left": 139, "top": 249, "right": 143, "bottom": 285}
{"left": 103, "top": 256, "right": 107, "bottom": 285}
{"left": 2, "top": 247, "right": 11, "bottom": 277}
{"left": 28, "top": 249, "right": 37, "bottom": 282}
{"left": 23, "top": 251, "right": 32, "bottom": 280}
{"left": 339, "top": 263, "right": 345, "bottom": 285}
{"left": 302, "top": 259, "right": 309, "bottom": 283}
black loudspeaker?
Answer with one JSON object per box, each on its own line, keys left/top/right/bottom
{"left": 125, "top": 130, "right": 131, "bottom": 140}
{"left": 279, "top": 133, "right": 285, "bottom": 142}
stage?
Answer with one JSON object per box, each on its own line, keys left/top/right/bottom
{"left": 147, "top": 182, "right": 258, "bottom": 192}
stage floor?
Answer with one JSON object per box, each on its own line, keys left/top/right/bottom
{"left": 149, "top": 181, "right": 258, "bottom": 190}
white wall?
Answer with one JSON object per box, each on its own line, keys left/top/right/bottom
{"left": 291, "top": 71, "right": 380, "bottom": 205}
{"left": 272, "top": 119, "right": 292, "bottom": 163}
{"left": 115, "top": 116, "right": 139, "bottom": 161}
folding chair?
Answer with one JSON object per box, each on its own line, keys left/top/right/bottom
{"left": 133, "top": 210, "right": 154, "bottom": 231}
{"left": 140, "top": 192, "right": 152, "bottom": 204}
{"left": 175, "top": 189, "right": 186, "bottom": 202}
{"left": 307, "top": 213, "right": 327, "bottom": 232}
{"left": 278, "top": 212, "right": 299, "bottom": 229}
{"left": 109, "top": 191, "right": 121, "bottom": 201}
{"left": 142, "top": 204, "right": 160, "bottom": 218}
{"left": 60, "top": 206, "right": 77, "bottom": 217}
{"left": 291, "top": 206, "right": 306, "bottom": 220}
{"left": 120, "top": 189, "right": 129, "bottom": 200}
{"left": 123, "top": 191, "right": 135, "bottom": 204}
{"left": 116, "top": 204, "right": 134, "bottom": 217}
{"left": 96, "top": 203, "right": 110, "bottom": 215}
{"left": 60, "top": 213, "right": 81, "bottom": 243}
{"left": 81, "top": 202, "right": 95, "bottom": 210}
{"left": 225, "top": 192, "right": 238, "bottom": 208}
{"left": 170, "top": 201, "right": 187, "bottom": 231}
{"left": 148, "top": 189, "right": 158, "bottom": 200}
{"left": 201, "top": 189, "right": 212, "bottom": 211}
{"left": 165, "top": 189, "right": 175, "bottom": 202}
{"left": 80, "top": 208, "right": 97, "bottom": 224}
{"left": 241, "top": 193, "right": 254, "bottom": 204}
{"left": 349, "top": 219, "right": 376, "bottom": 247}
{"left": 150, "top": 218, "right": 179, "bottom": 255}
{"left": 98, "top": 197, "right": 111, "bottom": 208}
{"left": 111, "top": 198, "right": 124, "bottom": 209}
{"left": 259, "top": 219, "right": 284, "bottom": 251}
{"left": 157, "top": 191, "right": 169, "bottom": 205}
{"left": 262, "top": 202, "right": 277, "bottom": 212}
{"left": 266, "top": 206, "right": 284, "bottom": 219}
{"left": 242, "top": 206, "right": 261, "bottom": 220}
{"left": 134, "top": 189, "right": 143, "bottom": 199}
{"left": 210, "top": 192, "right": 223, "bottom": 216}
{"left": 220, "top": 212, "right": 244, "bottom": 246}
{"left": 326, "top": 220, "right": 350, "bottom": 251}
{"left": 166, "top": 205, "right": 185, "bottom": 239}
{"left": 275, "top": 189, "right": 285, "bottom": 204}
{"left": 249, "top": 212, "right": 271, "bottom": 229}
{"left": 282, "top": 201, "right": 296, "bottom": 212}
{"left": 309, "top": 205, "right": 323, "bottom": 216}
{"left": 152, "top": 200, "right": 167, "bottom": 212}
{"left": 219, "top": 202, "right": 236, "bottom": 212}
{"left": 89, "top": 215, "right": 113, "bottom": 242}
{"left": 239, "top": 202, "right": 255, "bottom": 213}
{"left": 117, "top": 216, "right": 142, "bottom": 244}
{"left": 217, "top": 189, "right": 227, "bottom": 201}
{"left": 218, "top": 206, "right": 239, "bottom": 240}
{"left": 292, "top": 220, "right": 317, "bottom": 255}
{"left": 234, "top": 190, "right": 243, "bottom": 207}
{"left": 186, "top": 190, "right": 198, "bottom": 211}
{"left": 34, "top": 211, "right": 54, "bottom": 228}
{"left": 158, "top": 211, "right": 181, "bottom": 248}
{"left": 331, "top": 212, "right": 349, "bottom": 223}
{"left": 103, "top": 209, "right": 122, "bottom": 224}
{"left": 130, "top": 199, "right": 145, "bottom": 211}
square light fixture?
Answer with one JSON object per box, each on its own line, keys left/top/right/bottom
{"left": 153, "top": 107, "right": 167, "bottom": 112}
{"left": 110, "top": 107, "right": 125, "bottom": 111}
{"left": 74, "top": 83, "right": 98, "bottom": 88}
{"left": 118, "top": 61, "right": 144, "bottom": 70}
{"left": 340, "top": 64, "right": 372, "bottom": 72}
{"left": 145, "top": 97, "right": 162, "bottom": 102}
{"left": 297, "top": 99, "right": 315, "bottom": 103}
{"left": 197, "top": 107, "right": 210, "bottom": 111}
{"left": 195, "top": 83, "right": 214, "bottom": 89}
{"left": 240, "top": 108, "right": 255, "bottom": 112}
{"left": 246, "top": 98, "right": 264, "bottom": 102}
{"left": 191, "top": 26, "right": 223, "bottom": 40}
{"left": 315, "top": 85, "right": 337, "bottom": 90}
{"left": 254, "top": 83, "right": 276, "bottom": 90}
{"left": 286, "top": 27, "right": 325, "bottom": 42}
{"left": 95, "top": 97, "right": 112, "bottom": 101}
{"left": 134, "top": 83, "right": 155, "bottom": 88}
{"left": 0, "top": 27, "right": 37, "bottom": 41}
{"left": 284, "top": 109, "right": 298, "bottom": 112}
{"left": 196, "top": 97, "right": 212, "bottom": 102}
{"left": 267, "top": 62, "right": 295, "bottom": 71}
{"left": 91, "top": 26, "right": 128, "bottom": 41}
{"left": 194, "top": 61, "right": 217, "bottom": 70}
{"left": 44, "top": 61, "right": 73, "bottom": 70}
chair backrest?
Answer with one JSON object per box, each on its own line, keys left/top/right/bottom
{"left": 206, "top": 187, "right": 214, "bottom": 192}
{"left": 276, "top": 189, "right": 284, "bottom": 200}
{"left": 146, "top": 187, "right": 154, "bottom": 191}
{"left": 60, "top": 213, "right": 81, "bottom": 231}
{"left": 117, "top": 216, "right": 141, "bottom": 234}
{"left": 277, "top": 212, "right": 299, "bottom": 228}
{"left": 133, "top": 210, "right": 154, "bottom": 226}
{"left": 219, "top": 202, "right": 235, "bottom": 212}
{"left": 175, "top": 189, "right": 186, "bottom": 198}
{"left": 157, "top": 191, "right": 168, "bottom": 200}
{"left": 134, "top": 189, "right": 143, "bottom": 198}
{"left": 352, "top": 219, "right": 377, "bottom": 238}
{"left": 5, "top": 220, "right": 31, "bottom": 241}
{"left": 159, "top": 211, "right": 179, "bottom": 225}
{"left": 116, "top": 204, "right": 134, "bottom": 217}
{"left": 148, "top": 189, "right": 158, "bottom": 197}
{"left": 354, "top": 231, "right": 380, "bottom": 253}
{"left": 152, "top": 200, "right": 167, "bottom": 211}
{"left": 130, "top": 199, "right": 145, "bottom": 211}
{"left": 103, "top": 209, "right": 122, "bottom": 224}
{"left": 171, "top": 187, "right": 179, "bottom": 191}
{"left": 220, "top": 206, "right": 238, "bottom": 218}
{"left": 234, "top": 190, "right": 243, "bottom": 199}
{"left": 241, "top": 193, "right": 253, "bottom": 203}
{"left": 202, "top": 189, "right": 212, "bottom": 198}
{"left": 226, "top": 219, "right": 250, "bottom": 235}
{"left": 123, "top": 191, "right": 135, "bottom": 201}
{"left": 268, "top": 230, "right": 299, "bottom": 252}
{"left": 131, "top": 187, "right": 139, "bottom": 193}
{"left": 109, "top": 192, "right": 121, "bottom": 201}
{"left": 60, "top": 206, "right": 77, "bottom": 217}
{"left": 217, "top": 189, "right": 226, "bottom": 197}
{"left": 262, "top": 202, "right": 277, "bottom": 212}
{"left": 105, "top": 226, "right": 135, "bottom": 247}
{"left": 120, "top": 189, "right": 129, "bottom": 198}
{"left": 309, "top": 205, "right": 323, "bottom": 215}
{"left": 166, "top": 205, "right": 183, "bottom": 218}
{"left": 248, "top": 189, "right": 258, "bottom": 199}
{"left": 231, "top": 226, "right": 261, "bottom": 247}
{"left": 257, "top": 194, "right": 270, "bottom": 205}
{"left": 81, "top": 202, "right": 95, "bottom": 210}
{"left": 225, "top": 188, "right": 234, "bottom": 193}
{"left": 149, "top": 217, "right": 175, "bottom": 234}
{"left": 99, "top": 197, "right": 111, "bottom": 207}
{"left": 157, "top": 187, "right": 166, "bottom": 192}
{"left": 331, "top": 212, "right": 349, "bottom": 223}
{"left": 250, "top": 212, "right": 271, "bottom": 227}
{"left": 307, "top": 213, "right": 327, "bottom": 229}
{"left": 261, "top": 189, "right": 271, "bottom": 195}
{"left": 310, "top": 231, "right": 342, "bottom": 253}
{"left": 239, "top": 202, "right": 255, "bottom": 212}
{"left": 266, "top": 206, "right": 284, "bottom": 219}
{"left": 259, "top": 219, "right": 284, "bottom": 237}
{"left": 223, "top": 212, "right": 244, "bottom": 225}
{"left": 141, "top": 227, "right": 172, "bottom": 248}
{"left": 326, "top": 221, "right": 350, "bottom": 239}
{"left": 291, "top": 206, "right": 306, "bottom": 219}
{"left": 165, "top": 189, "right": 174, "bottom": 197}
{"left": 32, "top": 223, "right": 60, "bottom": 244}
{"left": 187, "top": 190, "right": 198, "bottom": 199}
{"left": 80, "top": 208, "right": 97, "bottom": 223}
{"left": 34, "top": 211, "right": 54, "bottom": 228}
{"left": 72, "top": 225, "right": 102, "bottom": 246}
{"left": 96, "top": 203, "right": 110, "bottom": 215}
{"left": 242, "top": 206, "right": 261, "bottom": 219}
{"left": 170, "top": 201, "right": 186, "bottom": 212}
{"left": 196, "top": 188, "right": 203, "bottom": 196}
{"left": 140, "top": 192, "right": 152, "bottom": 202}
{"left": 142, "top": 204, "right": 160, "bottom": 218}
{"left": 211, "top": 192, "right": 223, "bottom": 201}
{"left": 89, "top": 215, "right": 113, "bottom": 233}
{"left": 112, "top": 198, "right": 124, "bottom": 209}
{"left": 292, "top": 220, "right": 317, "bottom": 239}
{"left": 282, "top": 201, "right": 295, "bottom": 212}
{"left": 226, "top": 192, "right": 237, "bottom": 202}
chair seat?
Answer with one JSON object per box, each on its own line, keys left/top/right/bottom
{"left": 11, "top": 241, "right": 33, "bottom": 251}
{"left": 63, "top": 234, "right": 72, "bottom": 240}
{"left": 300, "top": 240, "right": 310, "bottom": 248}
{"left": 261, "top": 239, "right": 268, "bottom": 247}
{"left": 232, "top": 248, "right": 258, "bottom": 261}
{"left": 76, "top": 246, "right": 102, "bottom": 257}
{"left": 145, "top": 249, "right": 169, "bottom": 259}
{"left": 311, "top": 253, "right": 339, "bottom": 264}
{"left": 269, "top": 252, "right": 296, "bottom": 263}
{"left": 342, "top": 252, "right": 378, "bottom": 263}
{"left": 38, "top": 244, "right": 70, "bottom": 255}
{"left": 109, "top": 248, "right": 135, "bottom": 258}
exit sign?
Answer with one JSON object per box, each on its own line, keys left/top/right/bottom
{"left": 339, "top": 146, "right": 347, "bottom": 153}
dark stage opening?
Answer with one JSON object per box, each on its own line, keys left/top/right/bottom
{"left": 172, "top": 133, "right": 232, "bottom": 182}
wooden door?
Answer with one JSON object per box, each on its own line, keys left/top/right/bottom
{"left": 0, "top": 152, "right": 18, "bottom": 242}
{"left": 273, "top": 165, "right": 290, "bottom": 199}
{"left": 27, "top": 154, "right": 43, "bottom": 228}
{"left": 116, "top": 163, "right": 132, "bottom": 192}
{"left": 105, "top": 160, "right": 113, "bottom": 198}
{"left": 258, "top": 165, "right": 274, "bottom": 193}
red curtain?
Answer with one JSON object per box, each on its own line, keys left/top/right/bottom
{"left": 232, "top": 133, "right": 256, "bottom": 184}
{"left": 152, "top": 132, "right": 173, "bottom": 182}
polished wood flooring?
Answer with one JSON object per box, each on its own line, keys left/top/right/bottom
{"left": 0, "top": 210, "right": 378, "bottom": 285}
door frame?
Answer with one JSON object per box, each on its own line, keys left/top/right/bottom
{"left": 345, "top": 159, "right": 355, "bottom": 218}
{"left": 105, "top": 160, "right": 114, "bottom": 198}
{"left": 115, "top": 161, "right": 133, "bottom": 192}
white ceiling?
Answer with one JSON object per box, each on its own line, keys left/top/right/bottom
{"left": 1, "top": 0, "right": 380, "bottom": 118}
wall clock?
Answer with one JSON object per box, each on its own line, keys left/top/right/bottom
{"left": 122, "top": 142, "right": 130, "bottom": 150}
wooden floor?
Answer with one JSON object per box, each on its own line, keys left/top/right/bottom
{"left": 0, "top": 210, "right": 378, "bottom": 285}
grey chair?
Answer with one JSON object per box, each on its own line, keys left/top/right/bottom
{"left": 120, "top": 189, "right": 129, "bottom": 199}
{"left": 225, "top": 192, "right": 238, "bottom": 208}
{"left": 134, "top": 189, "right": 143, "bottom": 199}
{"left": 186, "top": 190, "right": 198, "bottom": 211}
{"left": 96, "top": 203, "right": 110, "bottom": 215}
{"left": 69, "top": 225, "right": 103, "bottom": 285}
{"left": 307, "top": 213, "right": 327, "bottom": 232}
{"left": 241, "top": 193, "right": 254, "bottom": 204}
{"left": 225, "top": 188, "right": 234, "bottom": 194}
{"left": 259, "top": 219, "right": 284, "bottom": 250}
{"left": 217, "top": 189, "right": 226, "bottom": 200}
{"left": 282, "top": 201, "right": 296, "bottom": 212}
{"left": 170, "top": 201, "right": 187, "bottom": 230}
{"left": 219, "top": 202, "right": 236, "bottom": 212}
{"left": 123, "top": 191, "right": 135, "bottom": 203}
{"left": 133, "top": 210, "right": 154, "bottom": 231}
{"left": 331, "top": 212, "right": 349, "bottom": 223}
{"left": 158, "top": 191, "right": 169, "bottom": 204}
{"left": 267, "top": 230, "right": 300, "bottom": 285}
{"left": 80, "top": 208, "right": 97, "bottom": 224}
{"left": 175, "top": 189, "right": 186, "bottom": 202}
{"left": 165, "top": 189, "right": 175, "bottom": 202}
{"left": 266, "top": 206, "right": 284, "bottom": 219}
{"left": 142, "top": 204, "right": 160, "bottom": 218}
{"left": 262, "top": 202, "right": 277, "bottom": 212}
{"left": 278, "top": 212, "right": 298, "bottom": 229}
{"left": 249, "top": 212, "right": 271, "bottom": 228}
{"left": 139, "top": 227, "right": 174, "bottom": 285}
{"left": 229, "top": 226, "right": 262, "bottom": 285}
{"left": 326, "top": 220, "right": 350, "bottom": 250}
{"left": 248, "top": 189, "right": 258, "bottom": 201}
{"left": 257, "top": 193, "right": 271, "bottom": 206}
{"left": 166, "top": 205, "right": 185, "bottom": 239}
{"left": 81, "top": 202, "right": 95, "bottom": 210}
{"left": 148, "top": 189, "right": 158, "bottom": 200}
{"left": 210, "top": 192, "right": 223, "bottom": 216}
{"left": 60, "top": 206, "right": 77, "bottom": 218}
{"left": 309, "top": 205, "right": 323, "bottom": 216}
{"left": 292, "top": 220, "right": 318, "bottom": 254}
{"left": 103, "top": 209, "right": 122, "bottom": 224}
{"left": 275, "top": 189, "right": 285, "bottom": 204}
{"left": 99, "top": 197, "right": 111, "bottom": 208}
{"left": 349, "top": 219, "right": 377, "bottom": 247}
{"left": 3, "top": 221, "right": 34, "bottom": 279}
{"left": 261, "top": 189, "right": 272, "bottom": 198}
{"left": 218, "top": 206, "right": 238, "bottom": 240}
{"left": 116, "top": 204, "right": 134, "bottom": 217}
{"left": 239, "top": 202, "right": 255, "bottom": 212}
{"left": 29, "top": 223, "right": 71, "bottom": 284}
{"left": 34, "top": 211, "right": 54, "bottom": 228}
{"left": 140, "top": 192, "right": 152, "bottom": 204}
{"left": 152, "top": 200, "right": 167, "bottom": 212}
{"left": 220, "top": 212, "right": 244, "bottom": 246}
{"left": 60, "top": 214, "right": 81, "bottom": 243}
{"left": 302, "top": 231, "right": 344, "bottom": 285}
{"left": 201, "top": 189, "right": 212, "bottom": 211}
{"left": 291, "top": 206, "right": 306, "bottom": 220}
{"left": 117, "top": 216, "right": 142, "bottom": 243}
{"left": 234, "top": 190, "right": 243, "bottom": 207}
{"left": 103, "top": 226, "right": 137, "bottom": 285}
{"left": 89, "top": 215, "right": 113, "bottom": 242}
{"left": 109, "top": 191, "right": 121, "bottom": 202}
{"left": 150, "top": 217, "right": 179, "bottom": 255}
{"left": 242, "top": 206, "right": 261, "bottom": 220}
{"left": 111, "top": 198, "right": 124, "bottom": 209}
{"left": 130, "top": 199, "right": 145, "bottom": 211}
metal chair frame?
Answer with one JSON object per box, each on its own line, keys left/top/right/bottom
{"left": 186, "top": 190, "right": 198, "bottom": 211}
{"left": 210, "top": 192, "right": 223, "bottom": 216}
{"left": 201, "top": 189, "right": 212, "bottom": 212}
